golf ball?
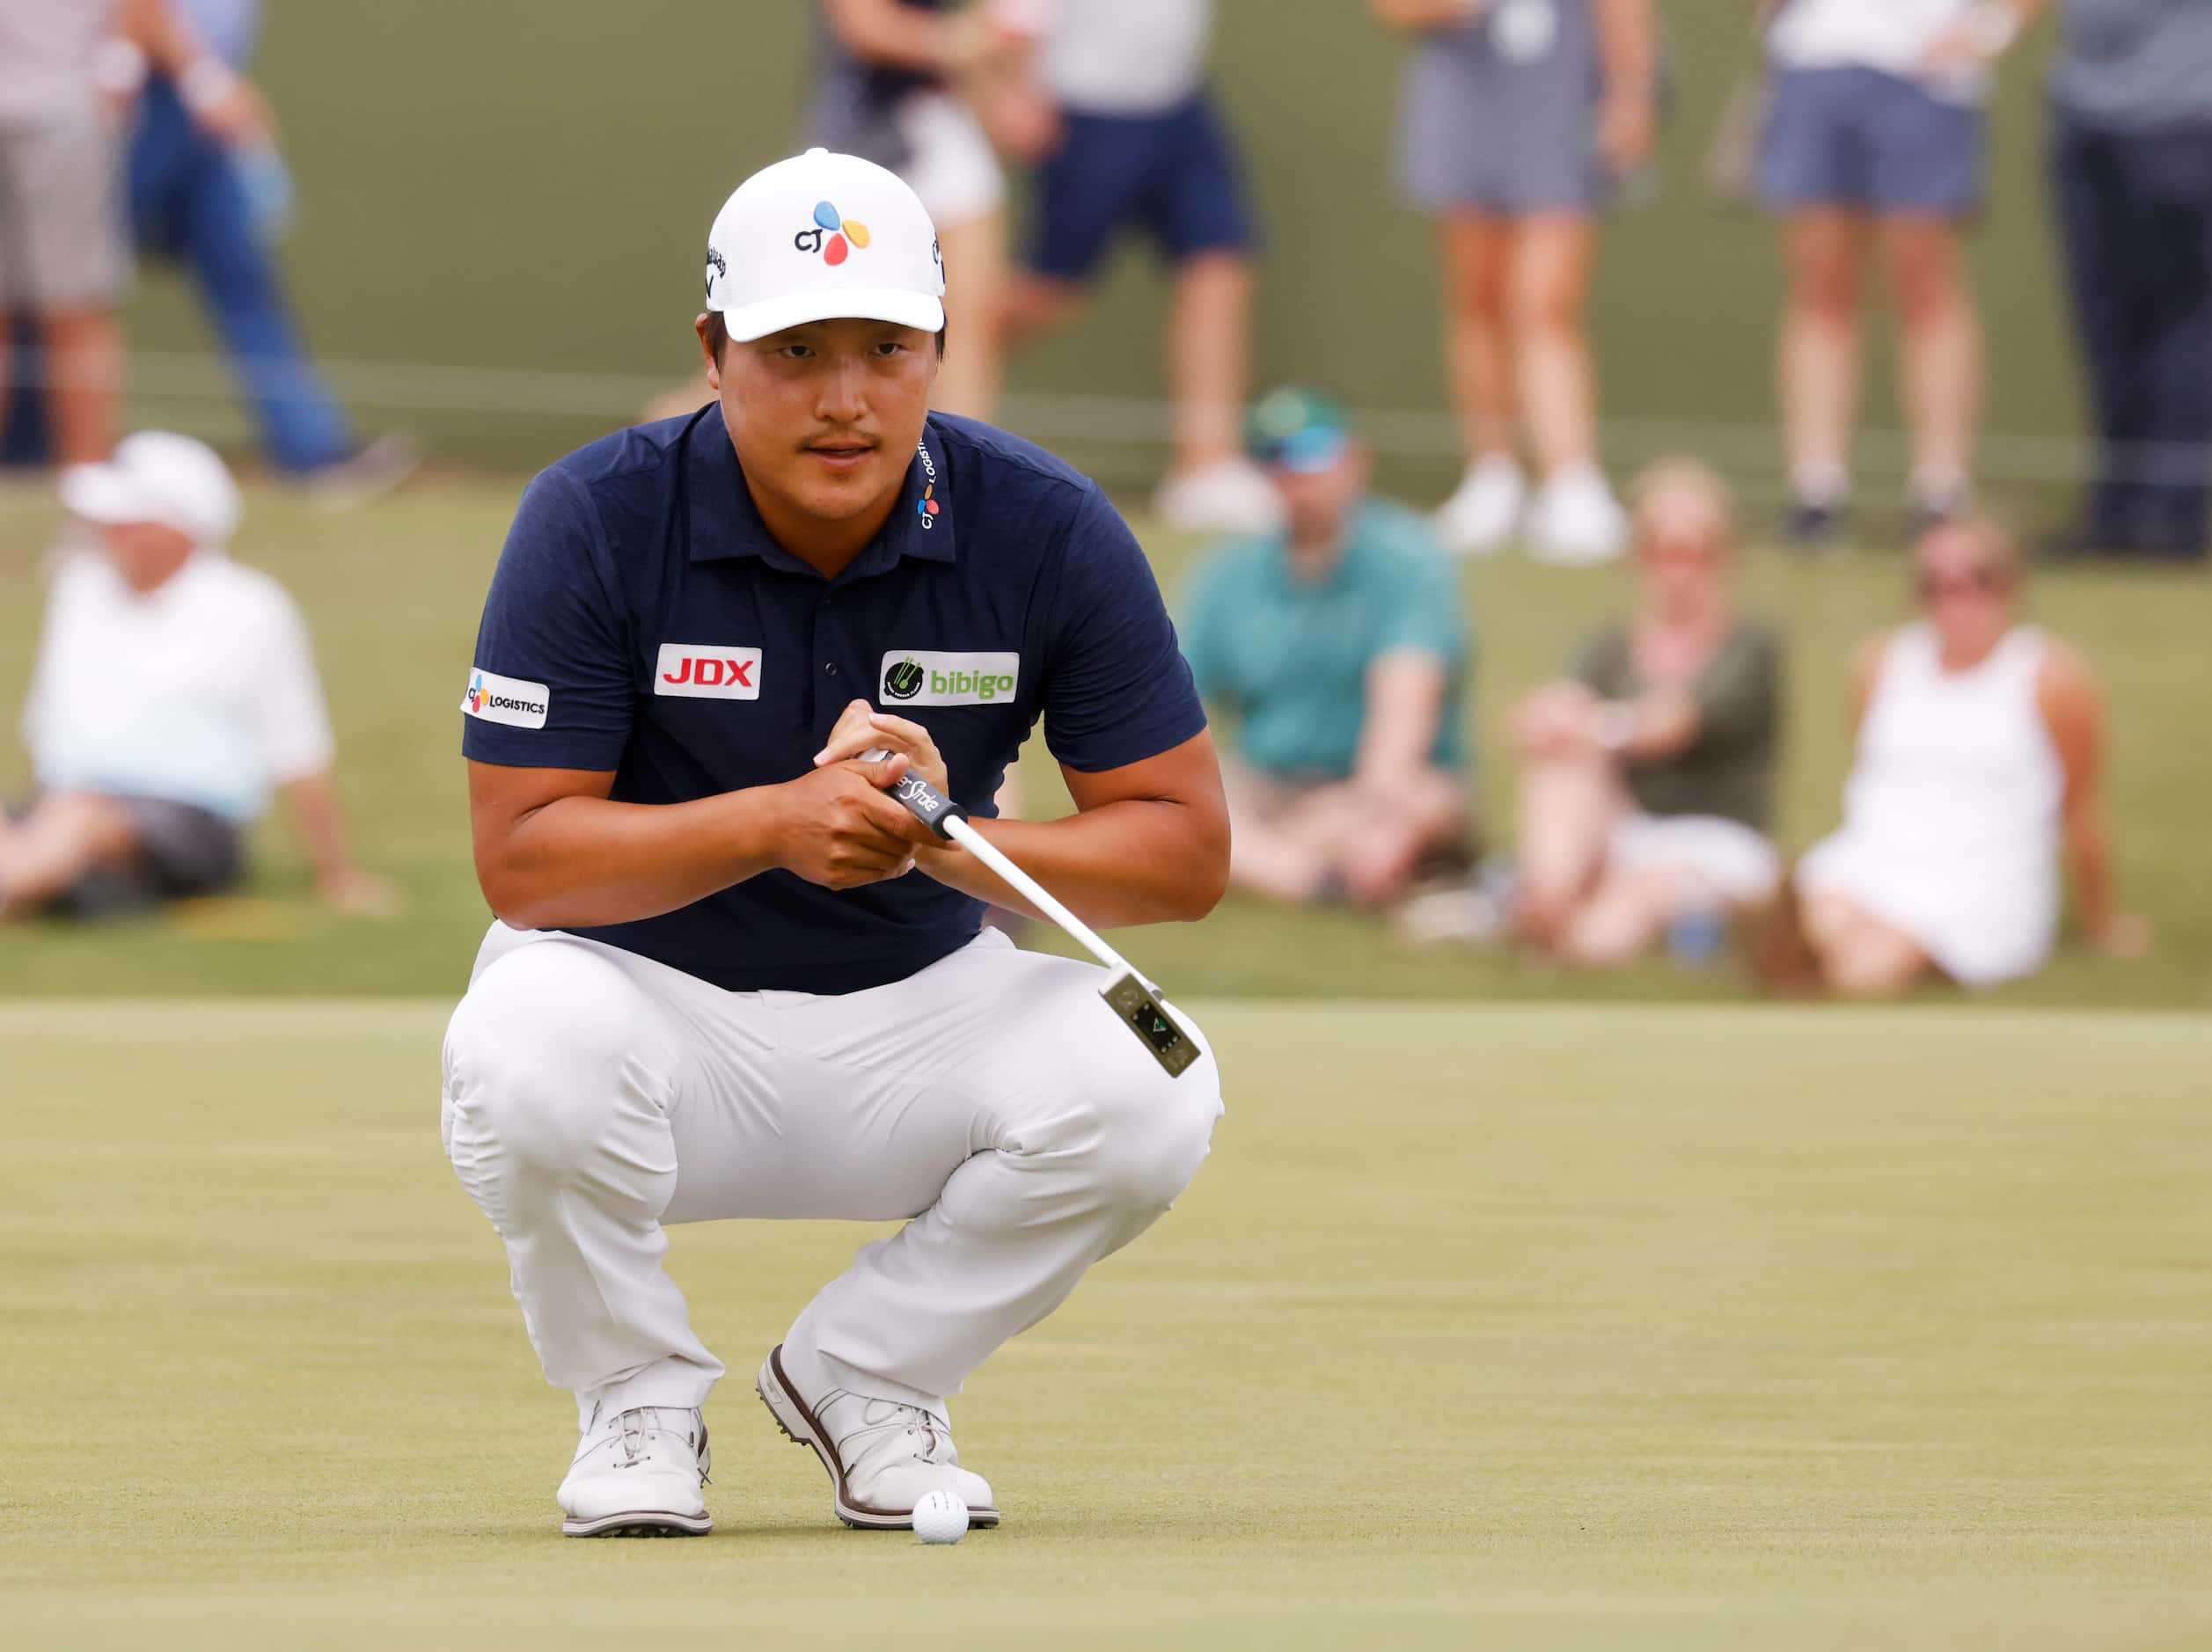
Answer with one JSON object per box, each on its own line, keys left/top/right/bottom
{"left": 912, "top": 1488, "right": 970, "bottom": 1545}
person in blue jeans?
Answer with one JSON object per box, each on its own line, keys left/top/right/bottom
{"left": 4, "top": 0, "right": 414, "bottom": 494}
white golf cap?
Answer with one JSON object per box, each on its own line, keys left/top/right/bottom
{"left": 60, "top": 431, "right": 242, "bottom": 546}
{"left": 704, "top": 148, "right": 945, "bottom": 343}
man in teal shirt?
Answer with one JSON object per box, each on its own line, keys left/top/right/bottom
{"left": 1181, "top": 387, "right": 1474, "bottom": 906}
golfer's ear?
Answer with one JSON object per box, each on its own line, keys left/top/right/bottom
{"left": 694, "top": 314, "right": 720, "bottom": 389}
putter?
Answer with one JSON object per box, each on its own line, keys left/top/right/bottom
{"left": 861, "top": 750, "right": 1202, "bottom": 1079}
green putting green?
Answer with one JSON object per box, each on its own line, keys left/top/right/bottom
{"left": 2, "top": 999, "right": 2206, "bottom": 1648}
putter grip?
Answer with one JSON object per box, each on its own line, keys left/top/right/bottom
{"left": 880, "top": 767, "right": 967, "bottom": 839}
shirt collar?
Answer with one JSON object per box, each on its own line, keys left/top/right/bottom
{"left": 685, "top": 406, "right": 957, "bottom": 577}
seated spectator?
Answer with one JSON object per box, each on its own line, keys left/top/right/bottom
{"left": 1512, "top": 461, "right": 1784, "bottom": 966}
{"left": 1795, "top": 518, "right": 2148, "bottom": 996}
{"left": 2, "top": 432, "right": 393, "bottom": 921}
{"left": 1181, "top": 387, "right": 1474, "bottom": 907}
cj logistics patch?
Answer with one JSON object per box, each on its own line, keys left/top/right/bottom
{"left": 879, "top": 651, "right": 1020, "bottom": 705}
{"left": 461, "top": 667, "right": 549, "bottom": 729}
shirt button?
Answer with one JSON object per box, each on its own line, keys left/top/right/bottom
{"left": 824, "top": 662, "right": 839, "bottom": 676}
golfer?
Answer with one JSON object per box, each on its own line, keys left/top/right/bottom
{"left": 442, "top": 149, "right": 1227, "bottom": 1539}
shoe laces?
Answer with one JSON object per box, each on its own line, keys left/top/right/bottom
{"left": 842, "top": 1397, "right": 950, "bottom": 1466}
{"left": 597, "top": 1405, "right": 709, "bottom": 1481}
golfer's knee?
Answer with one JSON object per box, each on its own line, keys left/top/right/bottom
{"left": 443, "top": 943, "right": 648, "bottom": 1177}
{"left": 1080, "top": 1019, "right": 1223, "bottom": 1212}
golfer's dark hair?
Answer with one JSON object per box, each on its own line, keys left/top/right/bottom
{"left": 702, "top": 312, "right": 948, "bottom": 365}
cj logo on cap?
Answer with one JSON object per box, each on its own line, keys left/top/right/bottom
{"left": 795, "top": 200, "right": 870, "bottom": 267}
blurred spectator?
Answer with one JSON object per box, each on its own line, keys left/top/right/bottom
{"left": 1794, "top": 517, "right": 2147, "bottom": 996}
{"left": 2, "top": 2, "right": 413, "bottom": 495}
{"left": 1000, "top": 0, "right": 1279, "bottom": 534}
{"left": 2, "top": 432, "right": 394, "bottom": 921}
{"left": 121, "top": 0, "right": 416, "bottom": 499}
{"left": 645, "top": 0, "right": 1036, "bottom": 425}
{"left": 0, "top": 0, "right": 133, "bottom": 468}
{"left": 1511, "top": 461, "right": 1784, "bottom": 967}
{"left": 1376, "top": 0, "right": 1658, "bottom": 566}
{"left": 1181, "top": 388, "right": 1474, "bottom": 907}
{"left": 1755, "top": 0, "right": 2040, "bottom": 547}
{"left": 2046, "top": 0, "right": 2212, "bottom": 561}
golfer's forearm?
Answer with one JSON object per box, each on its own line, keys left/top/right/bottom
{"left": 919, "top": 801, "right": 1228, "bottom": 927}
{"left": 475, "top": 791, "right": 782, "bottom": 931}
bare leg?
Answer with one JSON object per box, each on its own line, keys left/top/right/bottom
{"left": 1332, "top": 771, "right": 1469, "bottom": 908}
{"left": 43, "top": 310, "right": 123, "bottom": 466}
{"left": 1225, "top": 797, "right": 1337, "bottom": 903}
{"left": 0, "top": 792, "right": 138, "bottom": 917}
{"left": 1164, "top": 251, "right": 1254, "bottom": 471}
{"left": 1556, "top": 868, "right": 1677, "bottom": 969}
{"left": 933, "top": 209, "right": 1007, "bottom": 421}
{"left": 1509, "top": 215, "right": 1600, "bottom": 476}
{"left": 1439, "top": 216, "right": 1517, "bottom": 464}
{"left": 1881, "top": 216, "right": 1980, "bottom": 497}
{"left": 999, "top": 271, "right": 1085, "bottom": 351}
{"left": 1779, "top": 209, "right": 1868, "bottom": 495}
{"left": 1801, "top": 892, "right": 1932, "bottom": 998}
{"left": 1515, "top": 749, "right": 1626, "bottom": 947}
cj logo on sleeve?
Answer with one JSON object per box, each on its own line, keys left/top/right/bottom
{"left": 656, "top": 644, "right": 762, "bottom": 700}
{"left": 880, "top": 651, "right": 1020, "bottom": 705}
{"left": 462, "top": 667, "right": 550, "bottom": 729}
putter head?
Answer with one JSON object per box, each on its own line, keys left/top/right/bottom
{"left": 1101, "top": 972, "right": 1201, "bottom": 1079}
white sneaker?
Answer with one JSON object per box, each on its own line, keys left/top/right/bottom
{"left": 758, "top": 1344, "right": 999, "bottom": 1531}
{"left": 556, "top": 1403, "right": 712, "bottom": 1538}
{"left": 1525, "top": 464, "right": 1629, "bottom": 567}
{"left": 1431, "top": 456, "right": 1527, "bottom": 557}
{"left": 1153, "top": 457, "right": 1284, "bottom": 536}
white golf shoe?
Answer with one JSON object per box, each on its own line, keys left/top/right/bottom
{"left": 758, "top": 1344, "right": 999, "bottom": 1531}
{"left": 1525, "top": 463, "right": 1629, "bottom": 567}
{"left": 1432, "top": 455, "right": 1527, "bottom": 557}
{"left": 557, "top": 1403, "right": 712, "bottom": 1538}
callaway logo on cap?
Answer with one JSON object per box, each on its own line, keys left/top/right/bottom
{"left": 703, "top": 149, "right": 945, "bottom": 343}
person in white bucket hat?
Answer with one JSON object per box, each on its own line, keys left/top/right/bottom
{"left": 443, "top": 148, "right": 1229, "bottom": 1539}
{"left": 3, "top": 431, "right": 392, "bottom": 921}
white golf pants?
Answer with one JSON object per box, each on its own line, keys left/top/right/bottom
{"left": 440, "top": 923, "right": 1222, "bottom": 1429}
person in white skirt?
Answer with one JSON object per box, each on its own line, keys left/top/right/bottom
{"left": 1798, "top": 518, "right": 2150, "bottom": 996}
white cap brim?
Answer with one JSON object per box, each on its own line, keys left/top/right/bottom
{"left": 718, "top": 286, "right": 946, "bottom": 343}
{"left": 57, "top": 462, "right": 149, "bottom": 526}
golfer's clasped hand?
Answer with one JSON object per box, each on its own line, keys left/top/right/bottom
{"left": 814, "top": 699, "right": 951, "bottom": 795}
{"left": 775, "top": 738, "right": 928, "bottom": 891}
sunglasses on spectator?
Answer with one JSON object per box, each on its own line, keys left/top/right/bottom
{"left": 1916, "top": 566, "right": 2010, "bottom": 601}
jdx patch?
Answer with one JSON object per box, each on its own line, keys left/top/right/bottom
{"left": 656, "top": 644, "right": 762, "bottom": 699}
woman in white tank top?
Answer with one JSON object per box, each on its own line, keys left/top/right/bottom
{"left": 1797, "top": 520, "right": 2147, "bottom": 994}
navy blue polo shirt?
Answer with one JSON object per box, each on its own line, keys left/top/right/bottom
{"left": 462, "top": 404, "right": 1206, "bottom": 995}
